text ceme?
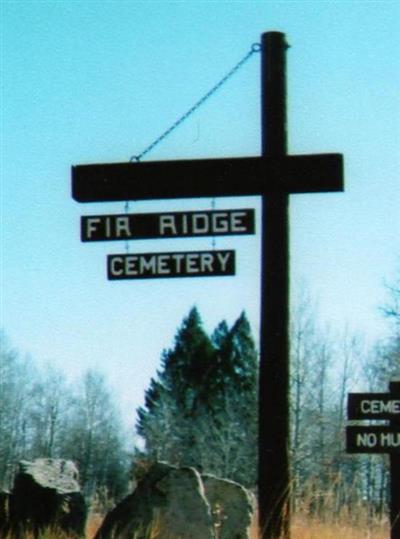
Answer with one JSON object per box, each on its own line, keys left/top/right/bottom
{"left": 359, "top": 399, "right": 400, "bottom": 415}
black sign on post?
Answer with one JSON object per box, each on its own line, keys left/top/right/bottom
{"left": 390, "top": 381, "right": 400, "bottom": 539}
{"left": 346, "top": 426, "right": 400, "bottom": 454}
{"left": 107, "top": 250, "right": 235, "bottom": 280}
{"left": 72, "top": 32, "right": 344, "bottom": 539}
{"left": 82, "top": 209, "right": 255, "bottom": 242}
{"left": 348, "top": 392, "right": 400, "bottom": 421}
{"left": 346, "top": 381, "right": 400, "bottom": 539}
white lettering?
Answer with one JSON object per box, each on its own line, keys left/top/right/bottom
{"left": 109, "top": 256, "right": 124, "bottom": 276}
{"left": 109, "top": 251, "right": 234, "bottom": 278}
{"left": 361, "top": 400, "right": 371, "bottom": 414}
{"left": 381, "top": 433, "right": 400, "bottom": 447}
{"left": 393, "top": 401, "right": 400, "bottom": 413}
{"left": 172, "top": 254, "right": 185, "bottom": 273}
{"left": 212, "top": 212, "right": 229, "bottom": 233}
{"left": 371, "top": 400, "right": 381, "bottom": 413}
{"left": 380, "top": 401, "right": 392, "bottom": 413}
{"left": 105, "top": 216, "right": 111, "bottom": 237}
{"left": 200, "top": 253, "right": 214, "bottom": 272}
{"left": 159, "top": 215, "right": 177, "bottom": 235}
{"left": 86, "top": 217, "right": 101, "bottom": 239}
{"left": 216, "top": 251, "right": 231, "bottom": 272}
{"left": 231, "top": 211, "right": 247, "bottom": 232}
{"left": 381, "top": 400, "right": 400, "bottom": 413}
{"left": 360, "top": 399, "right": 400, "bottom": 414}
{"left": 357, "top": 433, "right": 377, "bottom": 448}
{"left": 125, "top": 256, "right": 138, "bottom": 276}
{"left": 193, "top": 214, "right": 209, "bottom": 234}
{"left": 182, "top": 215, "right": 188, "bottom": 235}
{"left": 140, "top": 256, "right": 157, "bottom": 274}
{"left": 186, "top": 254, "right": 200, "bottom": 273}
{"left": 115, "top": 216, "right": 131, "bottom": 237}
{"left": 157, "top": 255, "right": 171, "bottom": 274}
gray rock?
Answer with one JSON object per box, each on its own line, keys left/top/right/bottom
{"left": 202, "top": 474, "right": 254, "bottom": 539}
{"left": 95, "top": 461, "right": 215, "bottom": 539}
{"left": 9, "top": 458, "right": 87, "bottom": 538}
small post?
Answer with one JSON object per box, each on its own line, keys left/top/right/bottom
{"left": 389, "top": 380, "right": 400, "bottom": 539}
{"left": 259, "top": 31, "right": 291, "bottom": 539}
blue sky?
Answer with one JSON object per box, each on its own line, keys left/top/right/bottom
{"left": 2, "top": 1, "right": 399, "bottom": 429}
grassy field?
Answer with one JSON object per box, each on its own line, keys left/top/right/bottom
{"left": 87, "top": 511, "right": 390, "bottom": 539}
{"left": 247, "top": 510, "right": 388, "bottom": 539}
{"left": 3, "top": 509, "right": 389, "bottom": 538}
{"left": 284, "top": 514, "right": 388, "bottom": 539}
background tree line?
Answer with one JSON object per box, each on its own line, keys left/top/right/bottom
{"left": 137, "top": 278, "right": 400, "bottom": 518}
{"left": 1, "top": 274, "right": 399, "bottom": 516}
{"left": 0, "top": 339, "right": 129, "bottom": 503}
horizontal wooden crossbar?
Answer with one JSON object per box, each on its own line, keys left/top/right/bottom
{"left": 72, "top": 153, "right": 344, "bottom": 202}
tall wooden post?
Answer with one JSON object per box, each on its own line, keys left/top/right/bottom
{"left": 259, "top": 32, "right": 291, "bottom": 538}
{"left": 72, "top": 30, "right": 344, "bottom": 539}
{"left": 389, "top": 380, "right": 400, "bottom": 539}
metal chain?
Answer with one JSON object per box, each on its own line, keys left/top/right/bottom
{"left": 130, "top": 43, "right": 261, "bottom": 162}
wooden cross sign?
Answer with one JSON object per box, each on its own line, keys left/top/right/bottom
{"left": 72, "top": 32, "right": 344, "bottom": 539}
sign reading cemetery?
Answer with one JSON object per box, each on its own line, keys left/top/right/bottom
{"left": 82, "top": 209, "right": 255, "bottom": 241}
{"left": 107, "top": 250, "right": 235, "bottom": 280}
{"left": 348, "top": 393, "right": 400, "bottom": 421}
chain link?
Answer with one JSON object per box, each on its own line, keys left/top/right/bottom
{"left": 130, "top": 43, "right": 261, "bottom": 162}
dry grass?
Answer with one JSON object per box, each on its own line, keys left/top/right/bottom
{"left": 289, "top": 514, "right": 388, "bottom": 539}
{"left": 1, "top": 529, "right": 71, "bottom": 539}
{"left": 84, "top": 512, "right": 388, "bottom": 539}
{"left": 248, "top": 508, "right": 389, "bottom": 539}
{"left": 2, "top": 508, "right": 389, "bottom": 539}
{"left": 86, "top": 512, "right": 103, "bottom": 539}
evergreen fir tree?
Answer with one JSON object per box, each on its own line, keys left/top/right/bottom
{"left": 137, "top": 307, "right": 215, "bottom": 467}
{"left": 136, "top": 307, "right": 258, "bottom": 486}
{"left": 207, "top": 311, "right": 258, "bottom": 485}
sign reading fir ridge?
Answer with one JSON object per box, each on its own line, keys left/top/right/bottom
{"left": 82, "top": 209, "right": 255, "bottom": 241}
{"left": 72, "top": 31, "right": 344, "bottom": 539}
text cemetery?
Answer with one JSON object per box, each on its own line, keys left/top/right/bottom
{"left": 108, "top": 250, "right": 235, "bottom": 279}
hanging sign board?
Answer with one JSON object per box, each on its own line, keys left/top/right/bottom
{"left": 107, "top": 249, "right": 235, "bottom": 280}
{"left": 81, "top": 209, "right": 255, "bottom": 242}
